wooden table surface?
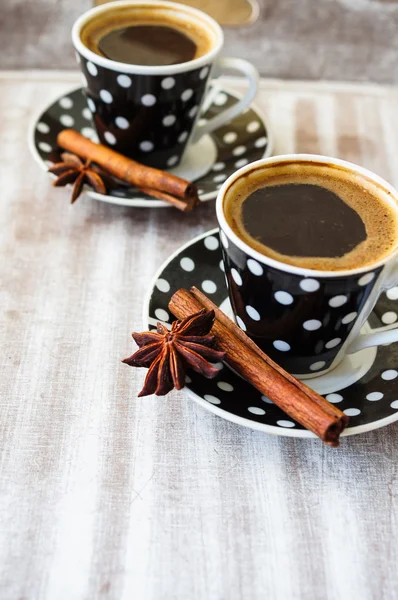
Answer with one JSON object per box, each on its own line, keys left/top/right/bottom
{"left": 1, "top": 71, "right": 398, "bottom": 600}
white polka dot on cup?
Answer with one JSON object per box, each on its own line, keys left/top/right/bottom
{"left": 167, "top": 155, "right": 179, "bottom": 167}
{"left": 303, "top": 319, "right": 322, "bottom": 331}
{"left": 277, "top": 420, "right": 295, "bottom": 428}
{"left": 247, "top": 259, "right": 263, "bottom": 276}
{"left": 141, "top": 94, "right": 156, "bottom": 106}
{"left": 391, "top": 400, "right": 398, "bottom": 409}
{"left": 342, "top": 312, "right": 357, "bottom": 325}
{"left": 181, "top": 89, "right": 193, "bottom": 102}
{"left": 201, "top": 280, "right": 217, "bottom": 294}
{"left": 236, "top": 316, "right": 246, "bottom": 331}
{"left": 246, "top": 306, "right": 260, "bottom": 321}
{"left": 178, "top": 131, "right": 188, "bottom": 143}
{"left": 212, "top": 162, "right": 226, "bottom": 172}
{"left": 273, "top": 340, "right": 290, "bottom": 352}
{"left": 115, "top": 116, "right": 129, "bottom": 129}
{"left": 300, "top": 278, "right": 320, "bottom": 292}
{"left": 180, "top": 257, "right": 195, "bottom": 271}
{"left": 100, "top": 90, "right": 113, "bottom": 104}
{"left": 86, "top": 61, "right": 98, "bottom": 76}
{"left": 162, "top": 115, "right": 176, "bottom": 127}
{"left": 82, "top": 107, "right": 91, "bottom": 120}
{"left": 104, "top": 131, "right": 116, "bottom": 145}
{"left": 329, "top": 295, "right": 348, "bottom": 308}
{"left": 188, "top": 106, "right": 198, "bottom": 118}
{"left": 154, "top": 308, "right": 169, "bottom": 322}
{"left": 140, "top": 140, "right": 154, "bottom": 152}
{"left": 231, "top": 268, "right": 242, "bottom": 286}
{"left": 117, "top": 74, "right": 132, "bottom": 88}
{"left": 325, "top": 337, "right": 341, "bottom": 349}
{"left": 199, "top": 66, "right": 209, "bottom": 79}
{"left": 161, "top": 76, "right": 175, "bottom": 89}
{"left": 358, "top": 272, "right": 375, "bottom": 286}
{"left": 274, "top": 291, "right": 293, "bottom": 305}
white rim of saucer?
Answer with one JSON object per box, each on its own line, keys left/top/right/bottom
{"left": 216, "top": 154, "right": 398, "bottom": 279}
{"left": 72, "top": 0, "right": 224, "bottom": 75}
{"left": 142, "top": 227, "right": 398, "bottom": 439}
{"left": 28, "top": 86, "right": 273, "bottom": 207}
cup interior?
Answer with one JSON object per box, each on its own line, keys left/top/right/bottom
{"left": 72, "top": 0, "right": 223, "bottom": 74}
{"left": 217, "top": 154, "right": 398, "bottom": 278}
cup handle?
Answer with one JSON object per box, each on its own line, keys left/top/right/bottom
{"left": 347, "top": 263, "right": 398, "bottom": 353}
{"left": 190, "top": 57, "right": 259, "bottom": 144}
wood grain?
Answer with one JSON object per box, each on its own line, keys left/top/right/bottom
{"left": 1, "top": 71, "right": 398, "bottom": 600}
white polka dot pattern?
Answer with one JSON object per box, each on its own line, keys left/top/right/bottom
{"left": 115, "top": 116, "right": 129, "bottom": 129}
{"left": 231, "top": 269, "right": 242, "bottom": 286}
{"left": 247, "top": 259, "right": 263, "bottom": 276}
{"left": 329, "top": 295, "right": 348, "bottom": 308}
{"left": 104, "top": 131, "right": 116, "bottom": 145}
{"left": 154, "top": 308, "right": 169, "bottom": 322}
{"left": 358, "top": 272, "right": 375, "bottom": 286}
{"left": 299, "top": 278, "right": 320, "bottom": 292}
{"left": 325, "top": 393, "right": 343, "bottom": 403}
{"left": 274, "top": 291, "right": 293, "bottom": 305}
{"left": 141, "top": 94, "right": 156, "bottom": 106}
{"left": 117, "top": 74, "right": 132, "bottom": 88}
{"left": 344, "top": 408, "right": 361, "bottom": 416}
{"left": 201, "top": 280, "right": 217, "bottom": 294}
{"left": 248, "top": 407, "right": 266, "bottom": 415}
{"left": 99, "top": 89, "right": 113, "bottom": 104}
{"left": 236, "top": 316, "right": 246, "bottom": 331}
{"left": 303, "top": 319, "right": 322, "bottom": 331}
{"left": 161, "top": 77, "right": 175, "bottom": 89}
{"left": 246, "top": 306, "right": 260, "bottom": 321}
{"left": 273, "top": 340, "right": 291, "bottom": 351}
{"left": 381, "top": 370, "right": 398, "bottom": 381}
{"left": 366, "top": 392, "right": 383, "bottom": 401}
{"left": 204, "top": 236, "right": 219, "bottom": 251}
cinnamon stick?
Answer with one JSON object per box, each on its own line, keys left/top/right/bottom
{"left": 169, "top": 287, "right": 349, "bottom": 446}
{"left": 57, "top": 129, "right": 199, "bottom": 211}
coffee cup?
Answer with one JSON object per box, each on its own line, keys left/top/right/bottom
{"left": 72, "top": 0, "right": 258, "bottom": 169}
{"left": 216, "top": 154, "right": 398, "bottom": 378}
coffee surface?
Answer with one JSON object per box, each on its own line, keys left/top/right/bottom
{"left": 242, "top": 183, "right": 367, "bottom": 258}
{"left": 98, "top": 24, "right": 197, "bottom": 65}
{"left": 81, "top": 5, "right": 215, "bottom": 65}
{"left": 224, "top": 161, "right": 398, "bottom": 271}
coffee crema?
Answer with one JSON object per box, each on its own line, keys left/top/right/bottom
{"left": 223, "top": 161, "right": 398, "bottom": 271}
{"left": 81, "top": 5, "right": 215, "bottom": 65}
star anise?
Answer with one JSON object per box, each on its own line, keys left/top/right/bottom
{"left": 122, "top": 309, "right": 226, "bottom": 397}
{"left": 48, "top": 152, "right": 107, "bottom": 203}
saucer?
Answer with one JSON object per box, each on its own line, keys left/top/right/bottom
{"left": 30, "top": 84, "right": 272, "bottom": 208}
{"left": 143, "top": 228, "right": 398, "bottom": 439}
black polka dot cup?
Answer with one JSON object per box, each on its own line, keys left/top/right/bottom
{"left": 72, "top": 0, "right": 258, "bottom": 169}
{"left": 216, "top": 154, "right": 398, "bottom": 378}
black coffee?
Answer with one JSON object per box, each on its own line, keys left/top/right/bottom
{"left": 224, "top": 161, "right": 398, "bottom": 271}
{"left": 98, "top": 24, "right": 197, "bottom": 66}
{"left": 242, "top": 183, "right": 366, "bottom": 258}
{"left": 81, "top": 6, "right": 214, "bottom": 67}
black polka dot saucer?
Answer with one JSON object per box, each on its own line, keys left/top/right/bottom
{"left": 30, "top": 85, "right": 271, "bottom": 207}
{"left": 144, "top": 229, "right": 398, "bottom": 439}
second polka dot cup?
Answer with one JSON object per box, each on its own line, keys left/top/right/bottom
{"left": 216, "top": 154, "right": 398, "bottom": 378}
{"left": 72, "top": 0, "right": 258, "bottom": 169}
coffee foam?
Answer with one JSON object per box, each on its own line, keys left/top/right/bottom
{"left": 223, "top": 161, "right": 398, "bottom": 271}
{"left": 80, "top": 4, "right": 216, "bottom": 63}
